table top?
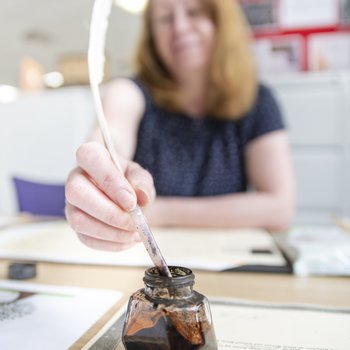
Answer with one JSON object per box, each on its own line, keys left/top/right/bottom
{"left": 1, "top": 260, "right": 349, "bottom": 349}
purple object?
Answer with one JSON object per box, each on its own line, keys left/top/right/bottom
{"left": 13, "top": 177, "right": 65, "bottom": 217}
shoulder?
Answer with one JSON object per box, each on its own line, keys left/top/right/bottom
{"left": 101, "top": 78, "right": 146, "bottom": 159}
{"left": 101, "top": 78, "right": 147, "bottom": 141}
{"left": 239, "top": 83, "right": 285, "bottom": 145}
{"left": 254, "top": 83, "right": 280, "bottom": 112}
{"left": 104, "top": 77, "right": 145, "bottom": 107}
{"left": 102, "top": 77, "right": 147, "bottom": 122}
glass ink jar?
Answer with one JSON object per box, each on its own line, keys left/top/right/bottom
{"left": 122, "top": 266, "right": 218, "bottom": 350}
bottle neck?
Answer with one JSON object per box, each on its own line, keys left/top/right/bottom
{"left": 143, "top": 266, "right": 195, "bottom": 300}
{"left": 144, "top": 283, "right": 193, "bottom": 299}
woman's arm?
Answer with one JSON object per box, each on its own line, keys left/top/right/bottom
{"left": 144, "top": 130, "right": 295, "bottom": 232}
{"left": 90, "top": 78, "right": 145, "bottom": 159}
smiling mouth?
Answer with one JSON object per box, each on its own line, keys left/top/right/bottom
{"left": 173, "top": 41, "right": 200, "bottom": 55}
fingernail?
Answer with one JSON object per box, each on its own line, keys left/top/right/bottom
{"left": 136, "top": 187, "right": 150, "bottom": 203}
{"left": 116, "top": 190, "right": 137, "bottom": 211}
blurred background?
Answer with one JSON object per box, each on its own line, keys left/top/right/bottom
{"left": 0, "top": 0, "right": 349, "bottom": 226}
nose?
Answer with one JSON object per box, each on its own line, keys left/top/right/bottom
{"left": 173, "top": 9, "right": 191, "bottom": 34}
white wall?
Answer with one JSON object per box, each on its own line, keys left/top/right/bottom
{"left": 0, "top": 87, "right": 95, "bottom": 213}
{"left": 0, "top": 1, "right": 142, "bottom": 86}
{"left": 265, "top": 71, "right": 350, "bottom": 224}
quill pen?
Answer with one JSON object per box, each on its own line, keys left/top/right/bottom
{"left": 88, "top": 0, "right": 171, "bottom": 277}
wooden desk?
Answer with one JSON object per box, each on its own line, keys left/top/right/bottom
{"left": 1, "top": 260, "right": 349, "bottom": 349}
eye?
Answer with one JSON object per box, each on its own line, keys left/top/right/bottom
{"left": 156, "top": 12, "right": 174, "bottom": 23}
{"left": 187, "top": 6, "right": 203, "bottom": 17}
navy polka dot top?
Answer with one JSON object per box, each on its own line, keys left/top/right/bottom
{"left": 132, "top": 79, "right": 285, "bottom": 197}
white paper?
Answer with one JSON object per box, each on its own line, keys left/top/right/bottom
{"left": 212, "top": 299, "right": 350, "bottom": 349}
{"left": 279, "top": 0, "right": 338, "bottom": 28}
{"left": 308, "top": 32, "right": 350, "bottom": 71}
{"left": 253, "top": 35, "right": 304, "bottom": 75}
{"left": 0, "top": 215, "right": 22, "bottom": 229}
{"left": 84, "top": 298, "right": 350, "bottom": 350}
{"left": 286, "top": 226, "right": 350, "bottom": 276}
{"left": 0, "top": 220, "right": 286, "bottom": 271}
{"left": 0, "top": 280, "right": 122, "bottom": 350}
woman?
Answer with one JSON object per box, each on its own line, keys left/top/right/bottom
{"left": 65, "top": 0, "right": 295, "bottom": 252}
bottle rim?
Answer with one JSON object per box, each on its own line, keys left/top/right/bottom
{"left": 143, "top": 266, "right": 195, "bottom": 288}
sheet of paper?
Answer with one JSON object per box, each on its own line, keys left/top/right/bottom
{"left": 279, "top": 0, "right": 338, "bottom": 28}
{"left": 0, "top": 280, "right": 122, "bottom": 350}
{"left": 0, "top": 220, "right": 286, "bottom": 271}
{"left": 308, "top": 32, "right": 350, "bottom": 71}
{"left": 0, "top": 215, "right": 26, "bottom": 229}
{"left": 277, "top": 226, "right": 350, "bottom": 276}
{"left": 253, "top": 35, "right": 304, "bottom": 75}
{"left": 0, "top": 214, "right": 58, "bottom": 230}
{"left": 83, "top": 298, "right": 350, "bottom": 350}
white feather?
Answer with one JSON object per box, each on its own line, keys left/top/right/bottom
{"left": 88, "top": 0, "right": 113, "bottom": 84}
{"left": 88, "top": 0, "right": 123, "bottom": 172}
{"left": 87, "top": 0, "right": 171, "bottom": 277}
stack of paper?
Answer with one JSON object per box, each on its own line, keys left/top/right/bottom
{"left": 275, "top": 226, "right": 350, "bottom": 276}
{"left": 0, "top": 220, "right": 288, "bottom": 272}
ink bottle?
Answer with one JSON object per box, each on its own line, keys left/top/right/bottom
{"left": 122, "top": 266, "right": 217, "bottom": 350}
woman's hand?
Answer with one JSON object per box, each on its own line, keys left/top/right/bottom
{"left": 65, "top": 141, "right": 155, "bottom": 251}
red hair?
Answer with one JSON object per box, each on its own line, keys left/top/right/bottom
{"left": 134, "top": 0, "right": 257, "bottom": 120}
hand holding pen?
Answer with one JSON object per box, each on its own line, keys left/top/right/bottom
{"left": 66, "top": 0, "right": 172, "bottom": 277}
{"left": 65, "top": 141, "right": 155, "bottom": 252}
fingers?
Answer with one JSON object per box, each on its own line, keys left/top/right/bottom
{"left": 76, "top": 141, "right": 156, "bottom": 209}
{"left": 126, "top": 162, "right": 156, "bottom": 207}
{"left": 76, "top": 142, "right": 137, "bottom": 211}
{"left": 76, "top": 232, "right": 137, "bottom": 252}
{"left": 65, "top": 168, "right": 135, "bottom": 231}
{"left": 66, "top": 141, "right": 157, "bottom": 252}
{"left": 65, "top": 203, "right": 140, "bottom": 247}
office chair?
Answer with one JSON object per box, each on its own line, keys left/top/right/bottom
{"left": 12, "top": 177, "right": 65, "bottom": 217}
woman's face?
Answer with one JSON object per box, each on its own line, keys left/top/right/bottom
{"left": 150, "top": 0, "right": 215, "bottom": 79}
